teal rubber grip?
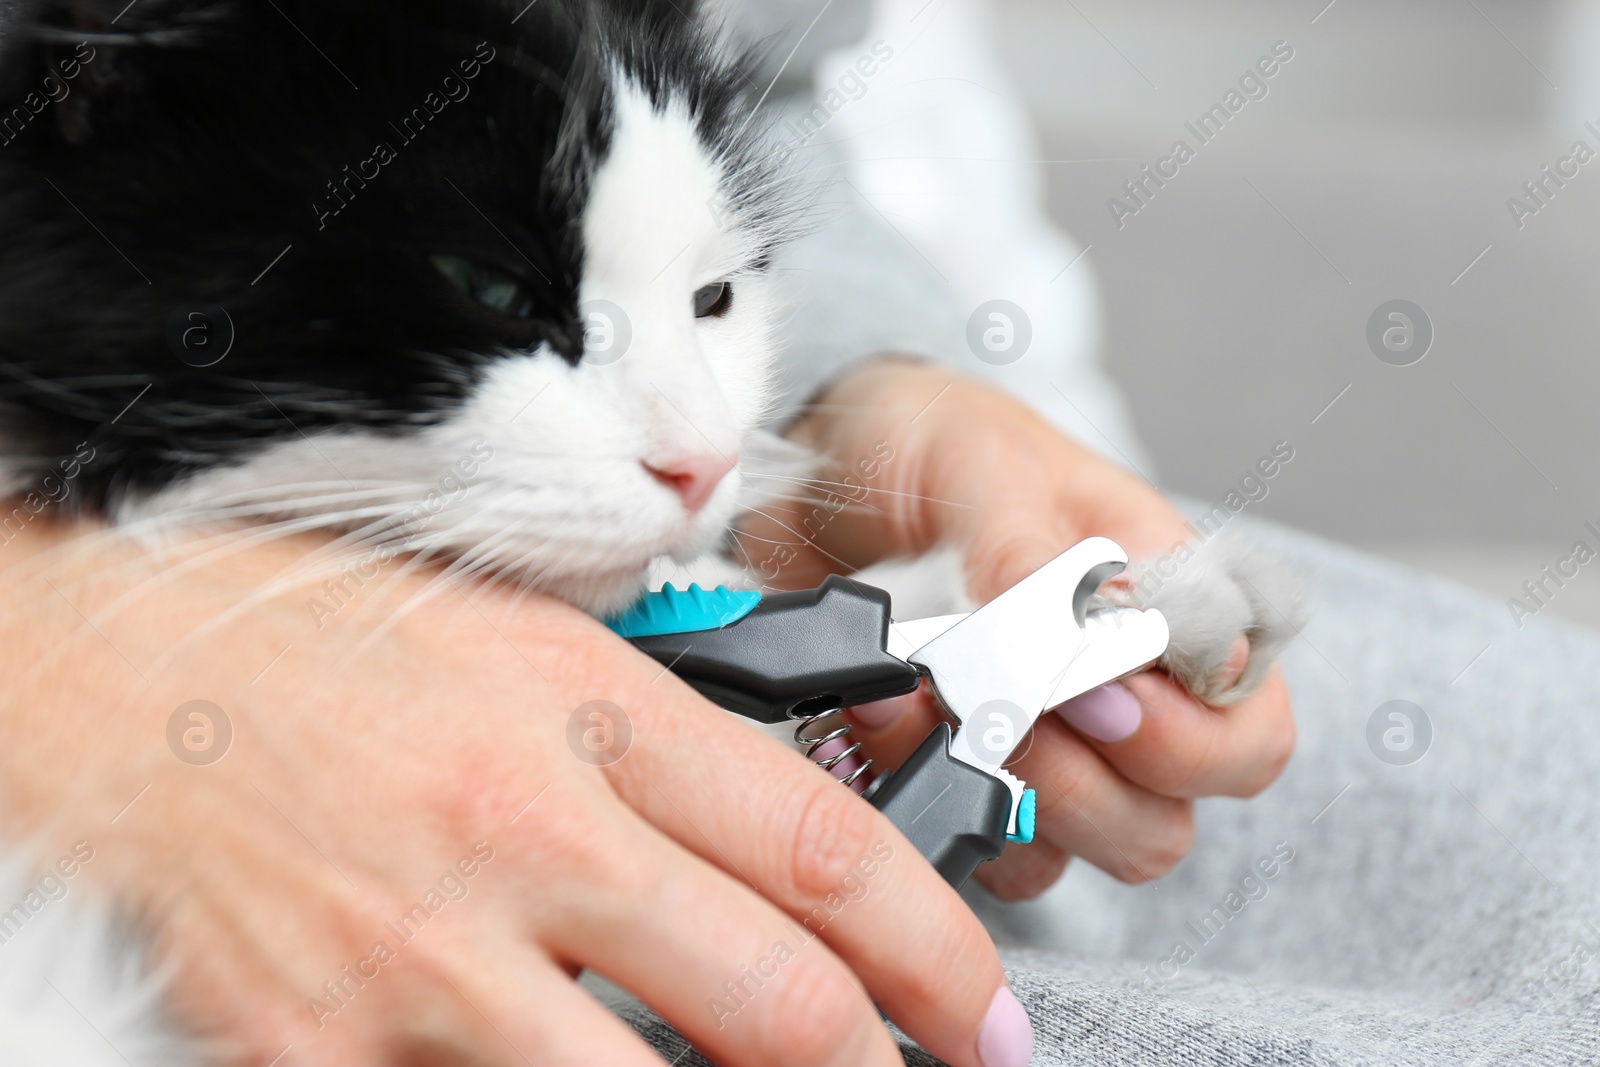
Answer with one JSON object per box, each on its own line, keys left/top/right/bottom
{"left": 619, "top": 576, "right": 921, "bottom": 724}
{"left": 604, "top": 583, "right": 762, "bottom": 639}
{"left": 1007, "top": 788, "right": 1037, "bottom": 844}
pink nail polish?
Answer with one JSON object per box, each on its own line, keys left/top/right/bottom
{"left": 1056, "top": 682, "right": 1141, "bottom": 743}
{"left": 977, "top": 985, "right": 1034, "bottom": 1067}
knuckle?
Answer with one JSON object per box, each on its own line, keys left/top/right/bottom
{"left": 506, "top": 791, "right": 643, "bottom": 898}
{"left": 965, "top": 532, "right": 1052, "bottom": 602}
{"left": 1042, "top": 762, "right": 1187, "bottom": 884}
{"left": 1155, "top": 722, "right": 1222, "bottom": 798}
{"left": 1111, "top": 801, "right": 1194, "bottom": 884}
{"left": 439, "top": 758, "right": 536, "bottom": 836}
{"left": 753, "top": 961, "right": 868, "bottom": 1067}
{"left": 379, "top": 931, "right": 459, "bottom": 988}
{"left": 1041, "top": 751, "right": 1101, "bottom": 819}
{"left": 783, "top": 781, "right": 879, "bottom": 904}
{"left": 980, "top": 849, "right": 1070, "bottom": 902}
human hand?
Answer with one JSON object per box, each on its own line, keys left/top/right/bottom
{"left": 0, "top": 523, "right": 1033, "bottom": 1066}
{"left": 746, "top": 358, "right": 1296, "bottom": 900}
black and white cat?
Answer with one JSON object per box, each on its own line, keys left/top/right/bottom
{"left": 0, "top": 1, "right": 1297, "bottom": 1061}
{"left": 0, "top": 0, "right": 801, "bottom": 621}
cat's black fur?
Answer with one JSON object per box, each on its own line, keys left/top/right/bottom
{"left": 0, "top": 0, "right": 773, "bottom": 508}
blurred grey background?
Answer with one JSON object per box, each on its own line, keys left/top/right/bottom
{"left": 992, "top": 0, "right": 1600, "bottom": 628}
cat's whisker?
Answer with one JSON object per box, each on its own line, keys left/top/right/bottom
{"left": 745, "top": 471, "right": 958, "bottom": 509}
{"left": 90, "top": 508, "right": 437, "bottom": 615}
{"left": 309, "top": 547, "right": 475, "bottom": 675}
{"left": 0, "top": 515, "right": 407, "bottom": 703}
{"left": 2, "top": 508, "right": 392, "bottom": 629}
{"left": 736, "top": 490, "right": 889, "bottom": 516}
{"left": 144, "top": 518, "right": 419, "bottom": 637}
{"left": 726, "top": 526, "right": 806, "bottom": 550}
{"left": 334, "top": 544, "right": 508, "bottom": 665}
{"left": 739, "top": 506, "right": 855, "bottom": 573}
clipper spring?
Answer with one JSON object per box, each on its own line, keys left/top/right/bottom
{"left": 792, "top": 704, "right": 871, "bottom": 788}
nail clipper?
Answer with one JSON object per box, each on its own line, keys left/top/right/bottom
{"left": 605, "top": 537, "right": 1169, "bottom": 889}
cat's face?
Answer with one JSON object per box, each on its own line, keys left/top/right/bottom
{"left": 0, "top": 0, "right": 792, "bottom": 612}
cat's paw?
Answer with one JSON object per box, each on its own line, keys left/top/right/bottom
{"left": 1109, "top": 531, "right": 1307, "bottom": 706}
{"left": 788, "top": 534, "right": 1305, "bottom": 708}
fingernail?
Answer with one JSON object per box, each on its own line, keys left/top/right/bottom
{"left": 1217, "top": 635, "right": 1250, "bottom": 688}
{"left": 1056, "top": 682, "right": 1141, "bottom": 743}
{"left": 977, "top": 984, "right": 1034, "bottom": 1067}
{"left": 848, "top": 694, "right": 908, "bottom": 730}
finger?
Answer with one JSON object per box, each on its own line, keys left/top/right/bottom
{"left": 534, "top": 796, "right": 904, "bottom": 1067}
{"left": 851, "top": 691, "right": 1073, "bottom": 900}
{"left": 961, "top": 526, "right": 1080, "bottom": 605}
{"left": 1011, "top": 714, "right": 1194, "bottom": 883}
{"left": 609, "top": 678, "right": 1024, "bottom": 1067}
{"left": 1089, "top": 666, "right": 1296, "bottom": 798}
{"left": 847, "top": 692, "right": 916, "bottom": 731}
{"left": 428, "top": 948, "right": 667, "bottom": 1067}
{"left": 973, "top": 836, "right": 1070, "bottom": 902}
{"left": 844, "top": 683, "right": 946, "bottom": 769}
{"left": 854, "top": 680, "right": 1191, "bottom": 886}
{"left": 1215, "top": 635, "right": 1251, "bottom": 691}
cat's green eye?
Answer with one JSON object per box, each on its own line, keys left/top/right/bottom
{"left": 693, "top": 281, "right": 733, "bottom": 319}
{"left": 432, "top": 254, "right": 534, "bottom": 318}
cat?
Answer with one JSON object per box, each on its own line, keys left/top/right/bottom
{"left": 0, "top": 0, "right": 793, "bottom": 621}
{"left": 0, "top": 0, "right": 1300, "bottom": 1061}
{"left": 0, "top": 0, "right": 1302, "bottom": 692}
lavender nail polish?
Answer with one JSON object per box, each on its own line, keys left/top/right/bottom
{"left": 977, "top": 985, "right": 1034, "bottom": 1067}
{"left": 1056, "top": 682, "right": 1142, "bottom": 743}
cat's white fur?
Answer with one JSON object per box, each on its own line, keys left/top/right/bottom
{"left": 0, "top": 857, "right": 198, "bottom": 1066}
{"left": 4, "top": 81, "right": 1301, "bottom": 1061}
{"left": 1116, "top": 530, "right": 1306, "bottom": 705}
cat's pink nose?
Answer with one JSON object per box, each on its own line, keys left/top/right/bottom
{"left": 643, "top": 452, "right": 735, "bottom": 512}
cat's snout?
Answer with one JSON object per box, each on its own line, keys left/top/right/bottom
{"left": 642, "top": 452, "right": 736, "bottom": 513}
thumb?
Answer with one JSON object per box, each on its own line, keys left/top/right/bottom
{"left": 961, "top": 525, "right": 1084, "bottom": 604}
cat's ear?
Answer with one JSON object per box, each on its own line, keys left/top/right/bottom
{"left": 6, "top": 0, "right": 230, "bottom": 145}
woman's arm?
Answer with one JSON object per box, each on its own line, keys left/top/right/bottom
{"left": 0, "top": 518, "right": 1032, "bottom": 1067}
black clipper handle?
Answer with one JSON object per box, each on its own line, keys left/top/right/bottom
{"left": 866, "top": 722, "right": 1012, "bottom": 888}
{"left": 625, "top": 575, "right": 923, "bottom": 724}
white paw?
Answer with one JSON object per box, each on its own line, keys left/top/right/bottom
{"left": 1113, "top": 531, "right": 1307, "bottom": 705}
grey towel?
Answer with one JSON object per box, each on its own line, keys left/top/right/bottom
{"left": 601, "top": 518, "right": 1600, "bottom": 1064}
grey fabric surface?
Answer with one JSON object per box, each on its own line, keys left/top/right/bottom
{"left": 605, "top": 518, "right": 1600, "bottom": 1064}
